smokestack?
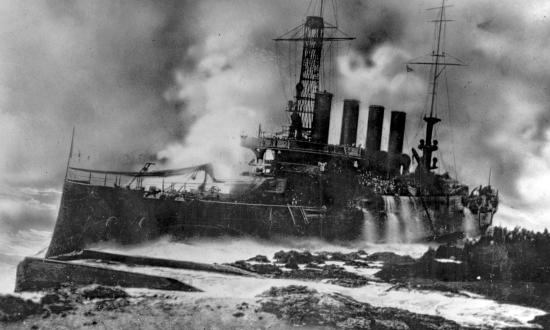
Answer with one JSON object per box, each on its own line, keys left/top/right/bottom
{"left": 366, "top": 105, "right": 384, "bottom": 152}
{"left": 311, "top": 91, "right": 333, "bottom": 144}
{"left": 388, "top": 111, "right": 406, "bottom": 154}
{"left": 340, "top": 99, "right": 360, "bottom": 146}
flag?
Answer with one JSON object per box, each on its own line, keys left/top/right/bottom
{"left": 406, "top": 65, "right": 414, "bottom": 72}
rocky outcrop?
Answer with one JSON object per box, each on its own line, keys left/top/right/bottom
{"left": 228, "top": 250, "right": 372, "bottom": 288}
{"left": 258, "top": 285, "right": 469, "bottom": 329}
{"left": 0, "top": 295, "right": 43, "bottom": 322}
{"left": 54, "top": 249, "right": 255, "bottom": 277}
{"left": 15, "top": 257, "right": 201, "bottom": 292}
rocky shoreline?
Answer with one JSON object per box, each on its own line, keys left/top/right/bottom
{"left": 2, "top": 243, "right": 548, "bottom": 329}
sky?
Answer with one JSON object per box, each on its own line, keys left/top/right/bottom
{"left": 0, "top": 0, "right": 549, "bottom": 237}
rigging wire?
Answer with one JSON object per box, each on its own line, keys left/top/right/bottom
{"left": 444, "top": 70, "right": 459, "bottom": 180}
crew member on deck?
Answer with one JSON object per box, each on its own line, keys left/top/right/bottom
{"left": 289, "top": 109, "right": 303, "bottom": 140}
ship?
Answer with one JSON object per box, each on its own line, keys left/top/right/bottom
{"left": 46, "top": 1, "right": 498, "bottom": 258}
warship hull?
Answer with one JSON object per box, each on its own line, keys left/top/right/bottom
{"left": 45, "top": 179, "right": 478, "bottom": 257}
{"left": 46, "top": 180, "right": 364, "bottom": 257}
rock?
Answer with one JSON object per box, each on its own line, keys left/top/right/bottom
{"left": 95, "top": 298, "right": 129, "bottom": 311}
{"left": 344, "top": 260, "right": 369, "bottom": 268}
{"left": 40, "top": 293, "right": 62, "bottom": 305}
{"left": 328, "top": 252, "right": 349, "bottom": 261}
{"left": 530, "top": 313, "right": 550, "bottom": 329}
{"left": 228, "top": 260, "right": 283, "bottom": 275}
{"left": 16, "top": 257, "right": 201, "bottom": 292}
{"left": 326, "top": 277, "right": 368, "bottom": 288}
{"left": 231, "top": 254, "right": 369, "bottom": 288}
{"left": 0, "top": 295, "right": 43, "bottom": 322}
{"left": 262, "top": 285, "right": 317, "bottom": 297}
{"left": 232, "top": 312, "right": 244, "bottom": 318}
{"left": 258, "top": 285, "right": 464, "bottom": 329}
{"left": 247, "top": 255, "right": 270, "bottom": 263}
{"left": 41, "top": 309, "right": 50, "bottom": 319}
{"left": 273, "top": 250, "right": 326, "bottom": 264}
{"left": 377, "top": 248, "right": 469, "bottom": 282}
{"left": 304, "top": 262, "right": 322, "bottom": 269}
{"left": 46, "top": 303, "right": 73, "bottom": 314}
{"left": 284, "top": 257, "right": 299, "bottom": 270}
{"left": 80, "top": 285, "right": 129, "bottom": 300}
{"left": 83, "top": 310, "right": 95, "bottom": 317}
{"left": 435, "top": 245, "right": 464, "bottom": 260}
{"left": 366, "top": 252, "right": 415, "bottom": 264}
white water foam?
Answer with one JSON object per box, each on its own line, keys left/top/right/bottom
{"left": 398, "top": 196, "right": 426, "bottom": 242}
{"left": 463, "top": 208, "right": 478, "bottom": 238}
{"left": 362, "top": 208, "right": 378, "bottom": 243}
{"left": 383, "top": 196, "right": 401, "bottom": 243}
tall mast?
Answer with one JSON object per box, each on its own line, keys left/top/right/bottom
{"left": 409, "top": 0, "right": 463, "bottom": 171}
{"left": 274, "top": 0, "right": 354, "bottom": 139}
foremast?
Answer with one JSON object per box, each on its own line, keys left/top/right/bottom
{"left": 274, "top": 0, "right": 354, "bottom": 140}
{"left": 409, "top": 0, "right": 463, "bottom": 172}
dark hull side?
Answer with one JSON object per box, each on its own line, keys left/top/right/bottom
{"left": 46, "top": 181, "right": 478, "bottom": 257}
{"left": 46, "top": 181, "right": 364, "bottom": 257}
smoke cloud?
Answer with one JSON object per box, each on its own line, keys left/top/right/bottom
{"left": 1, "top": 0, "right": 550, "bottom": 236}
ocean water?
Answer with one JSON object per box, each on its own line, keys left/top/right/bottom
{"left": 0, "top": 229, "right": 50, "bottom": 293}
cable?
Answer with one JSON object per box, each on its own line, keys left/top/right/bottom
{"left": 444, "top": 70, "right": 459, "bottom": 180}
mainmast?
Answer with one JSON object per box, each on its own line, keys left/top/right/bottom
{"left": 274, "top": 0, "right": 354, "bottom": 140}
{"left": 409, "top": 0, "right": 463, "bottom": 171}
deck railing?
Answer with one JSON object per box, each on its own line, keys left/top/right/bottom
{"left": 242, "top": 136, "right": 363, "bottom": 158}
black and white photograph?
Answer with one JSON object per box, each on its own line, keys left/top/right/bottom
{"left": 1, "top": 0, "right": 550, "bottom": 329}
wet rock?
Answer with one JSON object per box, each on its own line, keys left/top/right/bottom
{"left": 344, "top": 260, "right": 369, "bottom": 268}
{"left": 281, "top": 264, "right": 368, "bottom": 287}
{"left": 273, "top": 250, "right": 326, "bottom": 264}
{"left": 258, "top": 285, "right": 465, "bottom": 329}
{"left": 327, "top": 250, "right": 367, "bottom": 262}
{"left": 284, "top": 257, "right": 299, "bottom": 270}
{"left": 326, "top": 277, "right": 368, "bottom": 288}
{"left": 366, "top": 252, "right": 415, "bottom": 264}
{"left": 530, "top": 313, "right": 550, "bottom": 329}
{"left": 263, "top": 285, "right": 317, "bottom": 297}
{"left": 233, "top": 251, "right": 370, "bottom": 287}
{"left": 80, "top": 285, "right": 129, "bottom": 300}
{"left": 40, "top": 293, "right": 62, "bottom": 305}
{"left": 247, "top": 255, "right": 270, "bottom": 263}
{"left": 377, "top": 248, "right": 467, "bottom": 282}
{"left": 0, "top": 295, "right": 43, "bottom": 322}
{"left": 46, "top": 302, "right": 73, "bottom": 314}
{"left": 236, "top": 302, "right": 249, "bottom": 310}
{"left": 95, "top": 298, "right": 129, "bottom": 311}
{"left": 228, "top": 260, "right": 283, "bottom": 275}
{"left": 41, "top": 309, "right": 50, "bottom": 319}
{"left": 83, "top": 310, "right": 95, "bottom": 317}
{"left": 435, "top": 245, "right": 464, "bottom": 260}
{"left": 305, "top": 262, "right": 322, "bottom": 269}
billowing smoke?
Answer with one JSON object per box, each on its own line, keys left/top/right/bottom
{"left": 156, "top": 1, "right": 293, "bottom": 178}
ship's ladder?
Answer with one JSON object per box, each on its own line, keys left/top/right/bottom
{"left": 287, "top": 206, "right": 326, "bottom": 231}
{"left": 287, "top": 205, "right": 297, "bottom": 227}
